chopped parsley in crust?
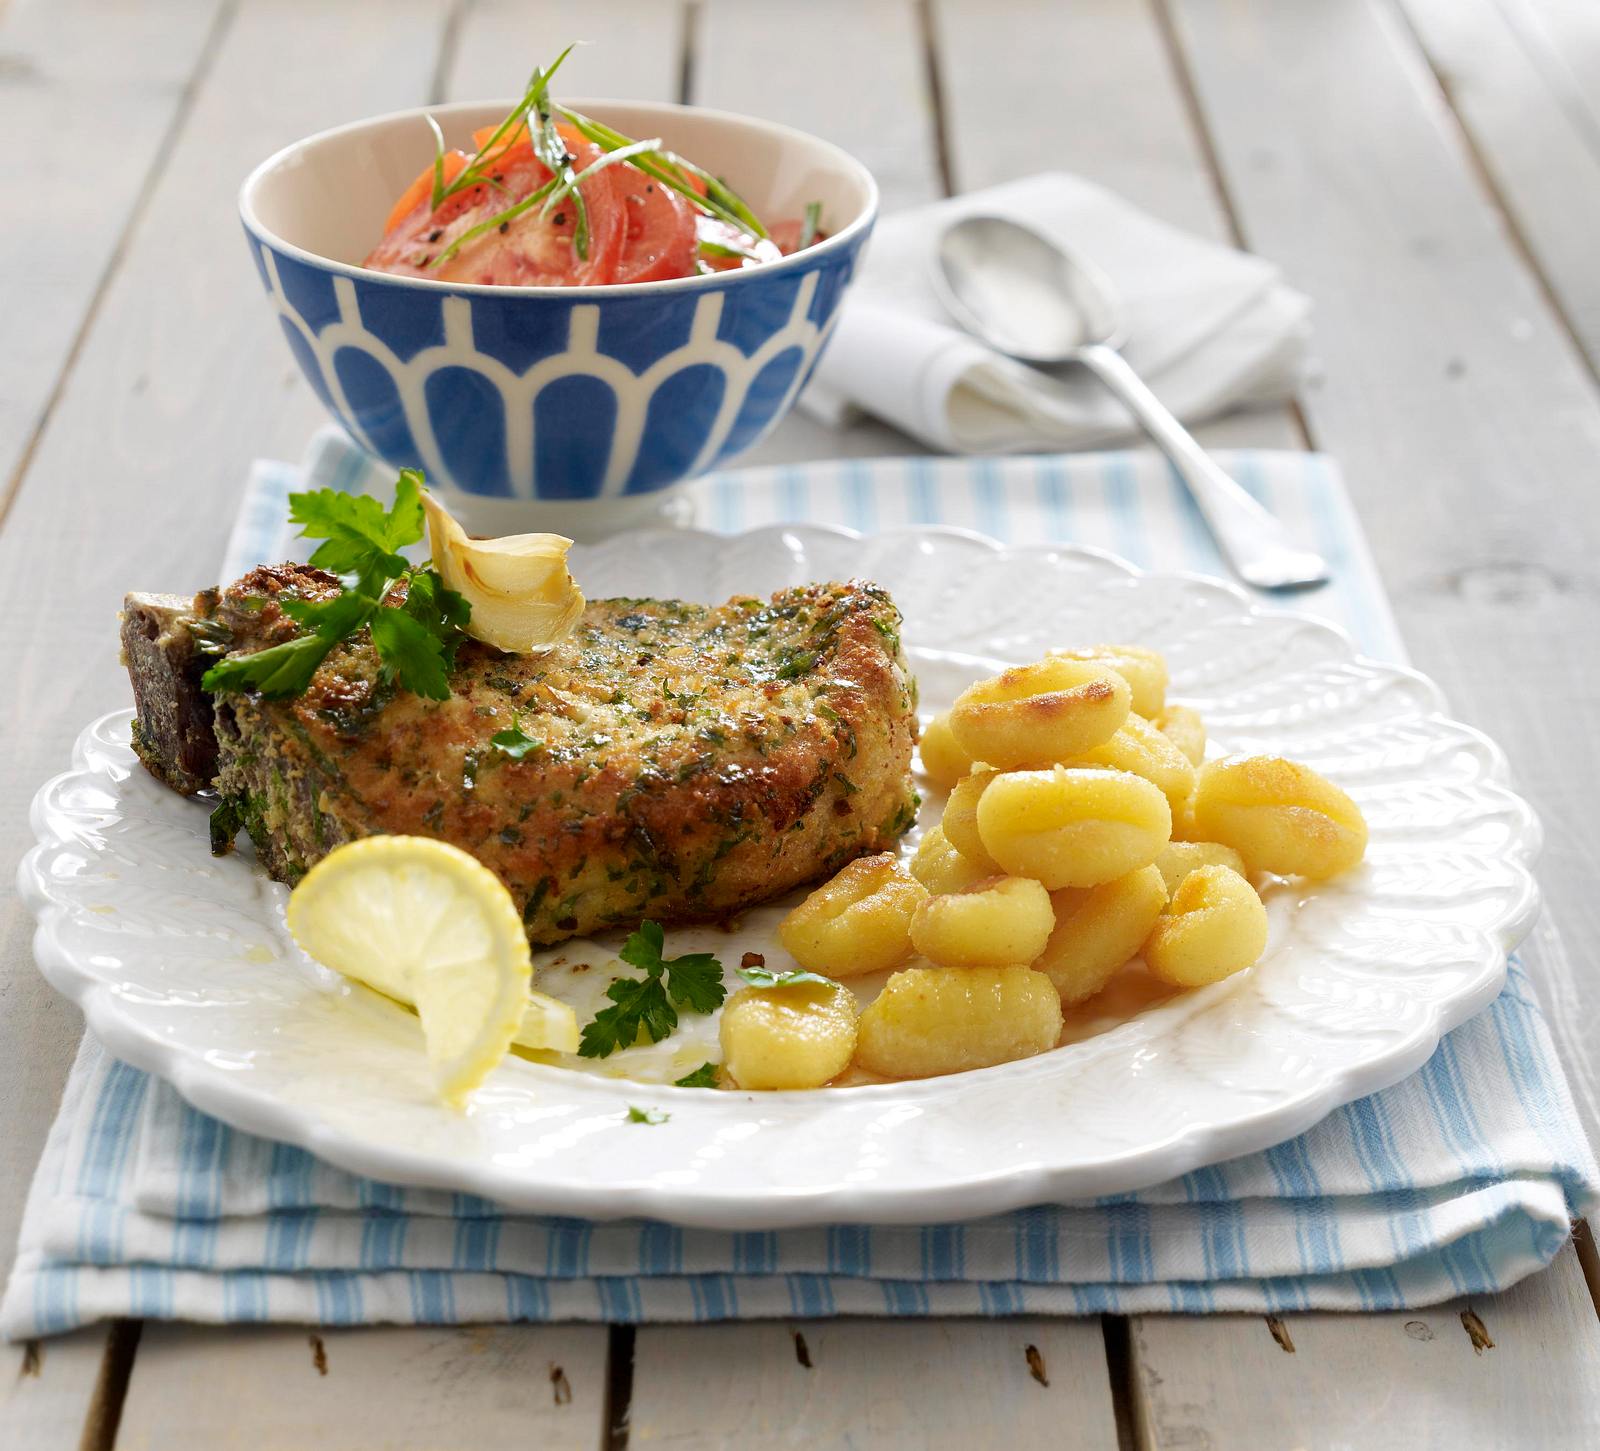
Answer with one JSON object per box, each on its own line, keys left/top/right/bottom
{"left": 128, "top": 566, "right": 919, "bottom": 947}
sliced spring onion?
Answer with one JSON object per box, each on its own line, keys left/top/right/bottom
{"left": 539, "top": 137, "right": 664, "bottom": 224}
{"left": 797, "top": 200, "right": 821, "bottom": 251}
{"left": 558, "top": 106, "right": 771, "bottom": 240}
{"left": 430, "top": 176, "right": 560, "bottom": 268}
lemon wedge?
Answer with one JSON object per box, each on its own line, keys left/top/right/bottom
{"left": 286, "top": 836, "right": 532, "bottom": 1106}
{"left": 421, "top": 490, "right": 585, "bottom": 654}
{"left": 514, "top": 989, "right": 580, "bottom": 1054}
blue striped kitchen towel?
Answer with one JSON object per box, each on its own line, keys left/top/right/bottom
{"left": 5, "top": 432, "right": 1596, "bottom": 1338}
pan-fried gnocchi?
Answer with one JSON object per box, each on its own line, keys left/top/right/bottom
{"left": 721, "top": 979, "right": 859, "bottom": 1090}
{"left": 975, "top": 766, "right": 1171, "bottom": 889}
{"left": 909, "top": 826, "right": 991, "bottom": 895}
{"left": 1037, "top": 865, "right": 1168, "bottom": 1005}
{"left": 909, "top": 874, "right": 1055, "bottom": 967}
{"left": 855, "top": 966, "right": 1063, "bottom": 1079}
{"left": 940, "top": 769, "right": 1003, "bottom": 872}
{"left": 778, "top": 853, "right": 927, "bottom": 977}
{"left": 742, "top": 641, "right": 1367, "bottom": 1088}
{"left": 1050, "top": 645, "right": 1168, "bottom": 718}
{"left": 1153, "top": 839, "right": 1248, "bottom": 896}
{"left": 1074, "top": 711, "right": 1196, "bottom": 810}
{"left": 949, "top": 658, "right": 1130, "bottom": 770}
{"left": 1142, "top": 864, "right": 1269, "bottom": 987}
{"left": 1191, "top": 756, "right": 1368, "bottom": 880}
{"left": 919, "top": 712, "right": 974, "bottom": 790}
{"left": 1156, "top": 705, "right": 1206, "bottom": 767}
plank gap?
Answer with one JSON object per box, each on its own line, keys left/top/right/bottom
{"left": 1493, "top": 0, "right": 1600, "bottom": 167}
{"left": 1147, "top": 0, "right": 1249, "bottom": 251}
{"left": 604, "top": 1323, "right": 636, "bottom": 1451}
{"left": 677, "top": 0, "right": 700, "bottom": 107}
{"left": 427, "top": 0, "right": 470, "bottom": 106}
{"left": 79, "top": 1319, "right": 141, "bottom": 1451}
{"left": 1576, "top": 1219, "right": 1600, "bottom": 1323}
{"left": 0, "top": 0, "right": 238, "bottom": 539}
{"left": 1100, "top": 1315, "right": 1140, "bottom": 1451}
{"left": 916, "top": 0, "right": 955, "bottom": 197}
{"left": 1386, "top": 0, "right": 1600, "bottom": 393}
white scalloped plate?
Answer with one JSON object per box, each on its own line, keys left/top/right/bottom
{"left": 20, "top": 527, "right": 1541, "bottom": 1227}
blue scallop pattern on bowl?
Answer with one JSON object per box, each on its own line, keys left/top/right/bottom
{"left": 247, "top": 222, "right": 870, "bottom": 501}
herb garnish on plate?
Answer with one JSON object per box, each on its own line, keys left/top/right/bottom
{"left": 201, "top": 471, "right": 470, "bottom": 702}
{"left": 578, "top": 921, "right": 727, "bottom": 1059}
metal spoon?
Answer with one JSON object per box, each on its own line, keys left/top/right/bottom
{"left": 933, "top": 214, "right": 1329, "bottom": 590}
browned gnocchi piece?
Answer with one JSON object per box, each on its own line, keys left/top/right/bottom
{"left": 919, "top": 712, "right": 975, "bottom": 790}
{"left": 1051, "top": 645, "right": 1168, "bottom": 718}
{"left": 1075, "top": 712, "right": 1196, "bottom": 810}
{"left": 909, "top": 825, "right": 991, "bottom": 895}
{"left": 940, "top": 769, "right": 1003, "bottom": 872}
{"left": 910, "top": 874, "right": 1055, "bottom": 967}
{"left": 975, "top": 766, "right": 1172, "bottom": 889}
{"left": 1152, "top": 839, "right": 1249, "bottom": 897}
{"left": 720, "top": 980, "right": 859, "bottom": 1090}
{"left": 778, "top": 853, "right": 928, "bottom": 978}
{"left": 1036, "top": 865, "right": 1169, "bottom": 1005}
{"left": 949, "top": 658, "right": 1130, "bottom": 770}
{"left": 1142, "top": 864, "right": 1268, "bottom": 987}
{"left": 1191, "top": 756, "right": 1368, "bottom": 880}
{"left": 855, "top": 966, "right": 1063, "bottom": 1079}
{"left": 1156, "top": 704, "right": 1206, "bottom": 767}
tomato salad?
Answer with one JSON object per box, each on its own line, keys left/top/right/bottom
{"left": 365, "top": 47, "right": 822, "bottom": 287}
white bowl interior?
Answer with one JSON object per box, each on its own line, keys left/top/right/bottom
{"left": 246, "top": 98, "right": 875, "bottom": 274}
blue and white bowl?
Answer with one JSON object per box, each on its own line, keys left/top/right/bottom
{"left": 240, "top": 99, "right": 876, "bottom": 533}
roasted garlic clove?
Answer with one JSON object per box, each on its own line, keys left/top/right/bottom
{"left": 421, "top": 491, "right": 585, "bottom": 654}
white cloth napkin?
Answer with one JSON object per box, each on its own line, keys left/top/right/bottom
{"left": 802, "top": 173, "right": 1311, "bottom": 452}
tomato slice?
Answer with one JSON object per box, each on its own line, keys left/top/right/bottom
{"left": 365, "top": 133, "right": 624, "bottom": 287}
{"left": 610, "top": 168, "right": 697, "bottom": 283}
{"left": 383, "top": 150, "right": 469, "bottom": 236}
{"left": 695, "top": 217, "right": 784, "bottom": 273}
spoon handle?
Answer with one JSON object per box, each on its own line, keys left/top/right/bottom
{"left": 1074, "top": 344, "right": 1329, "bottom": 590}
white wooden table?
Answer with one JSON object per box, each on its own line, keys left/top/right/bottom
{"left": 3, "top": 0, "right": 1599, "bottom": 1444}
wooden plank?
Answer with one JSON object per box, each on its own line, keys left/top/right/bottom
{"left": 0, "top": 0, "right": 455, "bottom": 1280}
{"left": 1491, "top": 0, "right": 1600, "bottom": 157}
{"left": 693, "top": 0, "right": 942, "bottom": 212}
{"left": 443, "top": 0, "right": 687, "bottom": 104}
{"left": 1397, "top": 0, "right": 1600, "bottom": 374}
{"left": 1164, "top": 0, "right": 1600, "bottom": 1152}
{"left": 0, "top": 0, "right": 223, "bottom": 514}
{"left": 629, "top": 1319, "right": 1120, "bottom": 1449}
{"left": 0, "top": 0, "right": 598, "bottom": 1445}
{"left": 115, "top": 1323, "right": 609, "bottom": 1451}
{"left": 0, "top": 1325, "right": 132, "bottom": 1451}
{"left": 1132, "top": 1242, "right": 1600, "bottom": 1449}
{"left": 929, "top": 0, "right": 1302, "bottom": 452}
{"left": 692, "top": 0, "right": 943, "bottom": 465}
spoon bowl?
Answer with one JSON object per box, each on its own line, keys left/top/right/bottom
{"left": 934, "top": 214, "right": 1329, "bottom": 591}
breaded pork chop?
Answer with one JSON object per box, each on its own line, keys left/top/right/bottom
{"left": 122, "top": 565, "right": 919, "bottom": 946}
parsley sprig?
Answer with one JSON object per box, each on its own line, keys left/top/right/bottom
{"left": 736, "top": 963, "right": 837, "bottom": 990}
{"left": 578, "top": 921, "right": 727, "bottom": 1059}
{"left": 201, "top": 470, "right": 470, "bottom": 702}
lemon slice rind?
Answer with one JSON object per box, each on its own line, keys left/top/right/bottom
{"left": 286, "top": 836, "right": 532, "bottom": 1106}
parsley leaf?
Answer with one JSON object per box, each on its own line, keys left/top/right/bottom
{"left": 577, "top": 921, "right": 727, "bottom": 1059}
{"left": 490, "top": 727, "right": 543, "bottom": 760}
{"left": 673, "top": 1062, "right": 720, "bottom": 1089}
{"left": 736, "top": 964, "right": 837, "bottom": 990}
{"left": 202, "top": 474, "right": 472, "bottom": 703}
{"left": 626, "top": 1106, "right": 669, "bottom": 1125}
{"left": 290, "top": 468, "right": 426, "bottom": 573}
{"left": 370, "top": 605, "right": 452, "bottom": 700}
{"left": 201, "top": 632, "right": 337, "bottom": 698}
{"left": 667, "top": 953, "right": 728, "bottom": 1013}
